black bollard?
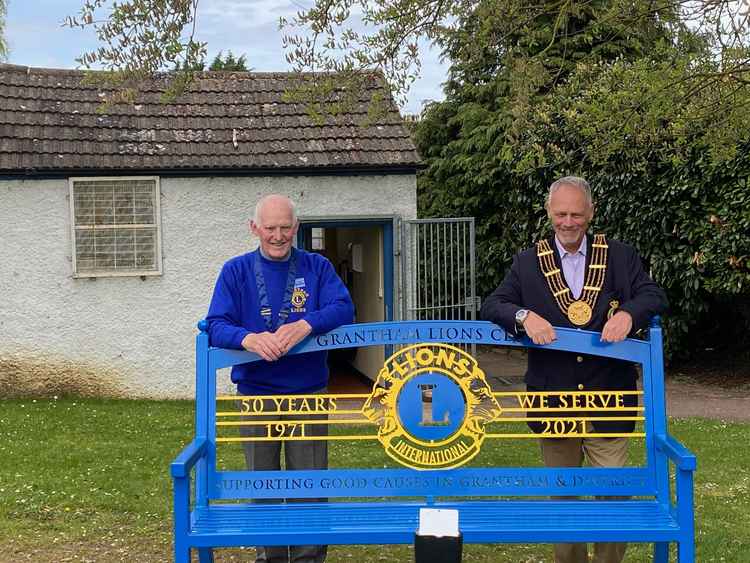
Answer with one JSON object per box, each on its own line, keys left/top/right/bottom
{"left": 414, "top": 532, "right": 463, "bottom": 563}
{"left": 414, "top": 508, "right": 462, "bottom": 563}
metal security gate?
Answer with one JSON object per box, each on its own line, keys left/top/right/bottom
{"left": 400, "top": 218, "right": 477, "bottom": 332}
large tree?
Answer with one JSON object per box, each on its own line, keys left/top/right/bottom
{"left": 414, "top": 3, "right": 750, "bottom": 359}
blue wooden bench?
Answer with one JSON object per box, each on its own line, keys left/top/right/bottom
{"left": 172, "top": 319, "right": 696, "bottom": 562}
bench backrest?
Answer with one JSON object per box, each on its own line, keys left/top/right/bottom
{"left": 191, "top": 320, "right": 669, "bottom": 506}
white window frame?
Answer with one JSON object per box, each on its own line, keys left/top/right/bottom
{"left": 68, "top": 176, "right": 164, "bottom": 278}
{"left": 311, "top": 227, "right": 326, "bottom": 250}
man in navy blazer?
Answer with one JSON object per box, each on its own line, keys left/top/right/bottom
{"left": 481, "top": 176, "right": 668, "bottom": 563}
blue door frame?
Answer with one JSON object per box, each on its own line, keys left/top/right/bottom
{"left": 297, "top": 218, "right": 395, "bottom": 326}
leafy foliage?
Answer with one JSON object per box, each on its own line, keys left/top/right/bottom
{"left": 283, "top": 0, "right": 750, "bottom": 116}
{"left": 280, "top": 0, "right": 453, "bottom": 108}
{"left": 67, "top": 1, "right": 750, "bottom": 124}
{"left": 415, "top": 5, "right": 750, "bottom": 359}
{"left": 64, "top": 0, "right": 206, "bottom": 104}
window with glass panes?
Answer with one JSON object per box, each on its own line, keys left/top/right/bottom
{"left": 69, "top": 177, "right": 162, "bottom": 276}
{"left": 311, "top": 227, "right": 325, "bottom": 250}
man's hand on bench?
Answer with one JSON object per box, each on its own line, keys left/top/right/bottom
{"left": 522, "top": 312, "right": 556, "bottom": 345}
{"left": 600, "top": 311, "right": 633, "bottom": 343}
{"left": 241, "top": 320, "right": 313, "bottom": 361}
{"left": 242, "top": 331, "right": 286, "bottom": 361}
{"left": 275, "top": 320, "right": 312, "bottom": 354}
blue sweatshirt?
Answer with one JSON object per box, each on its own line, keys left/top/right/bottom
{"left": 206, "top": 248, "right": 354, "bottom": 395}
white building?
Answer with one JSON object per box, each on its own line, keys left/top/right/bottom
{"left": 0, "top": 65, "right": 423, "bottom": 398}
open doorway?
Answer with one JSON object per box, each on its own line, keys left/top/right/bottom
{"left": 298, "top": 218, "right": 395, "bottom": 392}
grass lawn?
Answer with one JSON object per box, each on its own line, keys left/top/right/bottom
{"left": 1, "top": 398, "right": 748, "bottom": 562}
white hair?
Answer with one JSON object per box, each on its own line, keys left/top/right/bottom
{"left": 253, "top": 194, "right": 297, "bottom": 225}
{"left": 545, "top": 176, "right": 593, "bottom": 209}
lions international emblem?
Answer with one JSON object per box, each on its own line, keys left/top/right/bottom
{"left": 291, "top": 287, "right": 308, "bottom": 312}
{"left": 362, "top": 343, "right": 501, "bottom": 470}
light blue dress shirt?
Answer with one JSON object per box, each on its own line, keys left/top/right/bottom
{"left": 555, "top": 235, "right": 587, "bottom": 299}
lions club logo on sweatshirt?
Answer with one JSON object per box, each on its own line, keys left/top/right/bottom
{"left": 291, "top": 282, "right": 308, "bottom": 312}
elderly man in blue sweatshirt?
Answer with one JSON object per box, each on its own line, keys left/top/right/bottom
{"left": 207, "top": 194, "right": 354, "bottom": 563}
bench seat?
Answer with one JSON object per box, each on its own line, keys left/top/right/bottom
{"left": 188, "top": 500, "right": 680, "bottom": 546}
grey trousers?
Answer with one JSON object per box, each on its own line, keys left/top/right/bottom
{"left": 239, "top": 393, "right": 328, "bottom": 563}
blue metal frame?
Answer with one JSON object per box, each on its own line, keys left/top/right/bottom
{"left": 171, "top": 319, "right": 696, "bottom": 563}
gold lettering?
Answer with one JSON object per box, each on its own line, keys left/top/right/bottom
{"left": 540, "top": 395, "right": 549, "bottom": 408}
{"left": 328, "top": 398, "right": 337, "bottom": 412}
{"left": 405, "top": 352, "right": 418, "bottom": 370}
{"left": 559, "top": 395, "right": 569, "bottom": 408}
{"left": 435, "top": 349, "right": 456, "bottom": 371}
{"left": 394, "top": 439, "right": 409, "bottom": 455}
{"left": 390, "top": 360, "right": 409, "bottom": 376}
{"left": 517, "top": 394, "right": 537, "bottom": 409}
{"left": 272, "top": 397, "right": 285, "bottom": 412}
{"left": 299, "top": 399, "right": 311, "bottom": 412}
{"left": 586, "top": 394, "right": 597, "bottom": 408}
{"left": 252, "top": 398, "right": 264, "bottom": 413}
{"left": 616, "top": 394, "right": 624, "bottom": 407}
{"left": 391, "top": 438, "right": 474, "bottom": 467}
{"left": 241, "top": 399, "right": 251, "bottom": 413}
{"left": 416, "top": 348, "right": 434, "bottom": 367}
{"left": 454, "top": 358, "right": 470, "bottom": 376}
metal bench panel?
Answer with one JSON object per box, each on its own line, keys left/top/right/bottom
{"left": 210, "top": 466, "right": 660, "bottom": 500}
{"left": 173, "top": 319, "right": 696, "bottom": 562}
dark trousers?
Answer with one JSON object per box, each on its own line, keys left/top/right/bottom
{"left": 239, "top": 394, "right": 328, "bottom": 563}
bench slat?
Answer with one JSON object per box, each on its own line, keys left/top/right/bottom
{"left": 189, "top": 500, "right": 681, "bottom": 545}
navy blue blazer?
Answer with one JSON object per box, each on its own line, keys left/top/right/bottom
{"left": 481, "top": 235, "right": 668, "bottom": 433}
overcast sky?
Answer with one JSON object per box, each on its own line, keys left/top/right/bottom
{"left": 4, "top": 0, "right": 448, "bottom": 115}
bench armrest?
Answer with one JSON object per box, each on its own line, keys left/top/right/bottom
{"left": 655, "top": 434, "right": 696, "bottom": 471}
{"left": 171, "top": 437, "right": 208, "bottom": 478}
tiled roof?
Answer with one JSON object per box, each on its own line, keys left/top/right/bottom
{"left": 0, "top": 64, "right": 420, "bottom": 175}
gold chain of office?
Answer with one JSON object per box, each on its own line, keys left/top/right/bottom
{"left": 536, "top": 234, "right": 608, "bottom": 326}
